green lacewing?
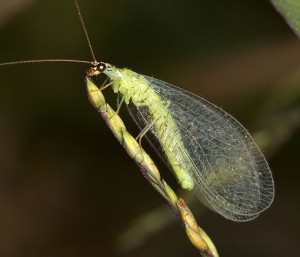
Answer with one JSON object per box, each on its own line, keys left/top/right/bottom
{"left": 0, "top": 1, "right": 274, "bottom": 221}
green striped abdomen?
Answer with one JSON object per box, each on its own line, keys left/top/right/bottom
{"left": 149, "top": 101, "right": 195, "bottom": 190}
{"left": 108, "top": 67, "right": 194, "bottom": 190}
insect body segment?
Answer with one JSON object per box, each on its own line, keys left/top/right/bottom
{"left": 89, "top": 63, "right": 195, "bottom": 190}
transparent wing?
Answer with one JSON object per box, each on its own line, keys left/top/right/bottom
{"left": 127, "top": 75, "right": 274, "bottom": 221}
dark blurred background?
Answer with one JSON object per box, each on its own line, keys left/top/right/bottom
{"left": 0, "top": 0, "right": 299, "bottom": 256}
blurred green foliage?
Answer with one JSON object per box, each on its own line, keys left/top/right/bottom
{"left": 271, "top": 0, "right": 300, "bottom": 37}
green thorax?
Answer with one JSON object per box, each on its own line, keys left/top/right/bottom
{"left": 104, "top": 64, "right": 161, "bottom": 105}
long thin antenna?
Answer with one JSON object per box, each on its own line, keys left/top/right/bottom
{"left": 0, "top": 1, "right": 97, "bottom": 67}
{"left": 0, "top": 59, "right": 91, "bottom": 66}
{"left": 75, "top": 0, "right": 97, "bottom": 62}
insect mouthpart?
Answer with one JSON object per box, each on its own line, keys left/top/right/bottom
{"left": 86, "top": 62, "right": 106, "bottom": 77}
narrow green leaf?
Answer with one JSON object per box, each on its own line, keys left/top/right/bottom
{"left": 271, "top": 0, "right": 300, "bottom": 37}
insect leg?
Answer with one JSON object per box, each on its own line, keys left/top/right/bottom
{"left": 100, "top": 80, "right": 114, "bottom": 91}
{"left": 116, "top": 92, "right": 126, "bottom": 114}
{"left": 135, "top": 116, "right": 160, "bottom": 146}
{"left": 135, "top": 100, "right": 171, "bottom": 145}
